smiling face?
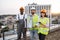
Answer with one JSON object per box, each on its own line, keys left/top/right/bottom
{"left": 41, "top": 13, "right": 45, "bottom": 17}
{"left": 41, "top": 12, "right": 47, "bottom": 17}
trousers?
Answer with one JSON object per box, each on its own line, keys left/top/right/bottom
{"left": 38, "top": 33, "right": 46, "bottom": 40}
{"left": 30, "top": 30, "right": 38, "bottom": 40}
{"left": 17, "top": 19, "right": 27, "bottom": 40}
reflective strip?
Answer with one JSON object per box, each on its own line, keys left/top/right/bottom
{"left": 38, "top": 28, "right": 49, "bottom": 35}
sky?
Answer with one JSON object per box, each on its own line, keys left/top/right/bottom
{"left": 0, "top": 0, "right": 60, "bottom": 14}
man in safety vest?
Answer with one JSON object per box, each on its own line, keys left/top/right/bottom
{"left": 38, "top": 9, "right": 49, "bottom": 40}
{"left": 27, "top": 7, "right": 39, "bottom": 40}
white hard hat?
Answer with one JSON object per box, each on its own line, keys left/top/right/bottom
{"left": 31, "top": 7, "right": 35, "bottom": 10}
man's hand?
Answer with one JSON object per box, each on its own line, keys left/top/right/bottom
{"left": 33, "top": 25, "right": 38, "bottom": 28}
{"left": 16, "top": 20, "right": 19, "bottom": 23}
{"left": 24, "top": 28, "right": 27, "bottom": 31}
{"left": 38, "top": 22, "right": 47, "bottom": 28}
{"left": 39, "top": 22, "right": 42, "bottom": 24}
{"left": 35, "top": 25, "right": 38, "bottom": 28}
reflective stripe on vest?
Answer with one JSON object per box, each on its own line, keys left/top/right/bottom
{"left": 38, "top": 28, "right": 49, "bottom": 35}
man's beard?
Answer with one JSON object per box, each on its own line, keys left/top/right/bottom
{"left": 32, "top": 12, "right": 34, "bottom": 15}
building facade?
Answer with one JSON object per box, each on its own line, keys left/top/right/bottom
{"left": 25, "top": 3, "right": 51, "bottom": 17}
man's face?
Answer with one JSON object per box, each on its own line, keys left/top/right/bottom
{"left": 31, "top": 10, "right": 36, "bottom": 15}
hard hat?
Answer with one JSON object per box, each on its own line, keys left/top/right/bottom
{"left": 31, "top": 7, "right": 36, "bottom": 10}
{"left": 41, "top": 9, "right": 47, "bottom": 13}
{"left": 20, "top": 7, "right": 24, "bottom": 10}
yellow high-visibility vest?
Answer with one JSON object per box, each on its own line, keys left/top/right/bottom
{"left": 38, "top": 17, "right": 49, "bottom": 35}
{"left": 32, "top": 14, "right": 38, "bottom": 26}
{"left": 29, "top": 14, "right": 39, "bottom": 30}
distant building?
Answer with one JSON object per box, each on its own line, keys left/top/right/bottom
{"left": 25, "top": 3, "right": 51, "bottom": 17}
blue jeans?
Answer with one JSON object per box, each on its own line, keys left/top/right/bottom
{"left": 30, "top": 30, "right": 38, "bottom": 40}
